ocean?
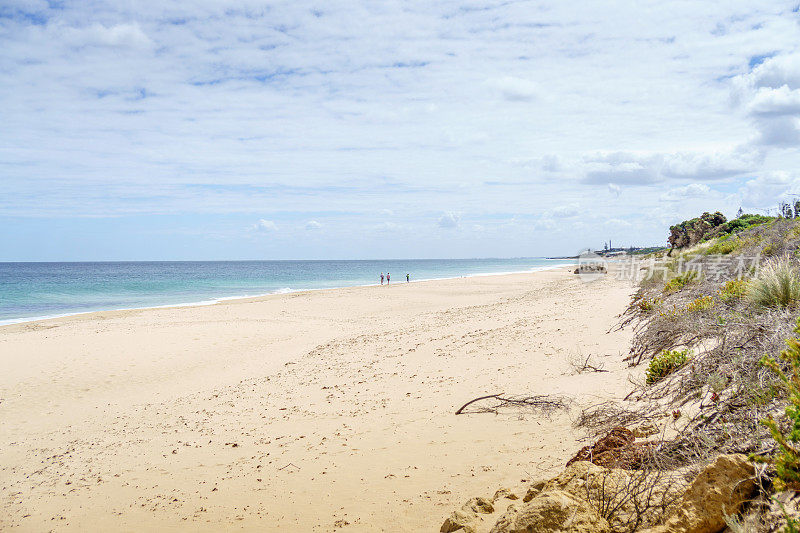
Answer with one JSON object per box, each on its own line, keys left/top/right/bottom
{"left": 0, "top": 258, "right": 573, "bottom": 325}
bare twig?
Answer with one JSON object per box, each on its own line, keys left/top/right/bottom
{"left": 455, "top": 393, "right": 567, "bottom": 415}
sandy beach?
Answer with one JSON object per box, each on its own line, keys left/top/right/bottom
{"left": 1, "top": 268, "right": 637, "bottom": 531}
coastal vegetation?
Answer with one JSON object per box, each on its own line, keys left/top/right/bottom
{"left": 667, "top": 211, "right": 775, "bottom": 256}
{"left": 755, "top": 317, "right": 800, "bottom": 492}
{"left": 645, "top": 349, "right": 689, "bottom": 385}
{"left": 749, "top": 257, "right": 800, "bottom": 308}
{"left": 610, "top": 214, "right": 800, "bottom": 529}
{"left": 442, "top": 212, "right": 800, "bottom": 531}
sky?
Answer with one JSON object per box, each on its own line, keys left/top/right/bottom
{"left": 3, "top": 1, "right": 800, "bottom": 260}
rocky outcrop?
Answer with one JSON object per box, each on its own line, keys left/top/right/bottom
{"left": 440, "top": 496, "right": 496, "bottom": 533}
{"left": 442, "top": 461, "right": 681, "bottom": 533}
{"left": 491, "top": 488, "right": 518, "bottom": 502}
{"left": 463, "top": 497, "right": 495, "bottom": 514}
{"left": 644, "top": 454, "right": 756, "bottom": 533}
{"left": 522, "top": 479, "right": 547, "bottom": 502}
{"left": 489, "top": 490, "right": 610, "bottom": 533}
{"left": 439, "top": 453, "right": 756, "bottom": 533}
{"left": 440, "top": 508, "right": 479, "bottom": 533}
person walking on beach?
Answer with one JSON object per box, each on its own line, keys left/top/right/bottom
{"left": 406, "top": 273, "right": 410, "bottom": 283}
{"left": 380, "top": 273, "right": 384, "bottom": 285}
{"left": 387, "top": 272, "right": 390, "bottom": 285}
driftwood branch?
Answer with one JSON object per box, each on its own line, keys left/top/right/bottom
{"left": 572, "top": 353, "right": 608, "bottom": 373}
{"left": 455, "top": 394, "right": 502, "bottom": 414}
{"left": 455, "top": 393, "right": 567, "bottom": 415}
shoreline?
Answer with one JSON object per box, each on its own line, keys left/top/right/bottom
{"left": 0, "top": 267, "right": 635, "bottom": 531}
{"left": 0, "top": 263, "right": 571, "bottom": 327}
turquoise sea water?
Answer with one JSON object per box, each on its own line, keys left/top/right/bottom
{"left": 0, "top": 258, "right": 572, "bottom": 325}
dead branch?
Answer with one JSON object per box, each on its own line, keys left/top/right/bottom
{"left": 455, "top": 393, "right": 567, "bottom": 415}
{"left": 572, "top": 353, "right": 609, "bottom": 373}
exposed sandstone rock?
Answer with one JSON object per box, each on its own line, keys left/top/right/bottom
{"left": 462, "top": 496, "right": 494, "bottom": 514}
{"left": 440, "top": 508, "right": 478, "bottom": 533}
{"left": 544, "top": 460, "right": 629, "bottom": 496}
{"left": 522, "top": 479, "right": 547, "bottom": 502}
{"left": 492, "top": 488, "right": 519, "bottom": 502}
{"left": 545, "top": 460, "right": 686, "bottom": 532}
{"left": 644, "top": 454, "right": 756, "bottom": 533}
{"left": 489, "top": 490, "right": 610, "bottom": 533}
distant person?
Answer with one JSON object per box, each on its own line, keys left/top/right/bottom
{"left": 387, "top": 272, "right": 390, "bottom": 285}
{"left": 406, "top": 273, "right": 410, "bottom": 283}
{"left": 380, "top": 273, "right": 384, "bottom": 285}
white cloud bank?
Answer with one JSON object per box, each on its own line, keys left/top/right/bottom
{"left": 660, "top": 183, "right": 711, "bottom": 202}
{"left": 2, "top": 1, "right": 800, "bottom": 259}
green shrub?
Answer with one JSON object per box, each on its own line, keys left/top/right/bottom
{"left": 720, "top": 279, "right": 749, "bottom": 301}
{"left": 685, "top": 295, "right": 713, "bottom": 312}
{"left": 663, "top": 272, "right": 698, "bottom": 294}
{"left": 754, "top": 317, "right": 800, "bottom": 490}
{"left": 708, "top": 214, "right": 774, "bottom": 240}
{"left": 637, "top": 297, "right": 660, "bottom": 312}
{"left": 704, "top": 235, "right": 739, "bottom": 255}
{"left": 748, "top": 257, "right": 800, "bottom": 308}
{"left": 646, "top": 349, "right": 690, "bottom": 385}
{"left": 762, "top": 241, "right": 780, "bottom": 256}
{"left": 669, "top": 212, "right": 727, "bottom": 250}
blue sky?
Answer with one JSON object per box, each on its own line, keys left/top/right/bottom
{"left": 3, "top": 1, "right": 800, "bottom": 260}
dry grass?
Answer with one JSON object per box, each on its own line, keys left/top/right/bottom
{"left": 591, "top": 218, "right": 800, "bottom": 467}
{"left": 581, "top": 454, "right": 688, "bottom": 532}
{"left": 565, "top": 220, "right": 800, "bottom": 529}
{"left": 748, "top": 256, "right": 800, "bottom": 308}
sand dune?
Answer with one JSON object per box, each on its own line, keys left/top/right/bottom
{"left": 0, "top": 268, "right": 636, "bottom": 531}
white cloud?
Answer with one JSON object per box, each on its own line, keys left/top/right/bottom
{"left": 437, "top": 212, "right": 460, "bottom": 228}
{"left": 61, "top": 23, "right": 153, "bottom": 49}
{"left": 550, "top": 204, "right": 581, "bottom": 218}
{"left": 738, "top": 53, "right": 800, "bottom": 93}
{"left": 305, "top": 220, "right": 322, "bottom": 231}
{"left": 737, "top": 171, "right": 800, "bottom": 210}
{"left": 3, "top": 2, "right": 800, "bottom": 259}
{"left": 747, "top": 86, "right": 800, "bottom": 117}
{"left": 733, "top": 53, "right": 800, "bottom": 148}
{"left": 252, "top": 219, "right": 278, "bottom": 232}
{"left": 659, "top": 183, "right": 711, "bottom": 202}
{"left": 582, "top": 148, "right": 761, "bottom": 184}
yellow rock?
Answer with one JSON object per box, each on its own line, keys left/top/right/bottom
{"left": 492, "top": 488, "right": 519, "bottom": 502}
{"left": 440, "top": 508, "right": 478, "bottom": 533}
{"left": 489, "top": 489, "right": 611, "bottom": 533}
{"left": 647, "top": 454, "right": 756, "bottom": 533}
{"left": 462, "top": 496, "right": 494, "bottom": 514}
